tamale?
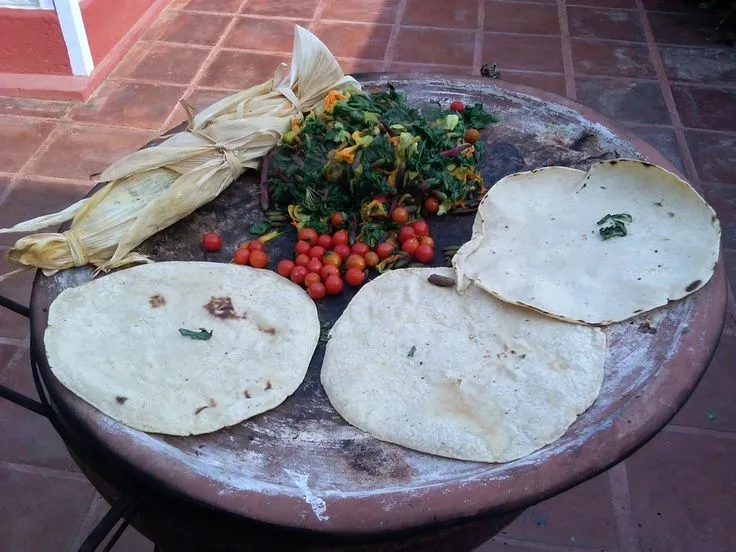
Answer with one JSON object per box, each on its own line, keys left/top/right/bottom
{"left": 0, "top": 26, "right": 360, "bottom": 278}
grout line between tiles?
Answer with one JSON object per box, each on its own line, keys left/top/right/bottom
{"left": 382, "top": 0, "right": 409, "bottom": 72}
{"left": 634, "top": 0, "right": 699, "bottom": 183}
{"left": 608, "top": 462, "right": 641, "bottom": 552}
{"left": 472, "top": 0, "right": 485, "bottom": 75}
{"left": 0, "top": 345, "right": 30, "bottom": 384}
{"left": 489, "top": 536, "right": 604, "bottom": 551}
{"left": 664, "top": 425, "right": 736, "bottom": 440}
{"left": 308, "top": 0, "right": 329, "bottom": 31}
{"left": 557, "top": 0, "right": 576, "bottom": 99}
{"left": 0, "top": 460, "right": 88, "bottom": 481}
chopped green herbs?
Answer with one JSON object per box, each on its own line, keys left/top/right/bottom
{"left": 319, "top": 322, "right": 333, "bottom": 344}
{"left": 248, "top": 221, "right": 272, "bottom": 235}
{"left": 597, "top": 213, "right": 633, "bottom": 240}
{"left": 179, "top": 328, "right": 213, "bottom": 340}
{"left": 408, "top": 345, "right": 417, "bottom": 358}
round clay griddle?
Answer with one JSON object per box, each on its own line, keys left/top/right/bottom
{"left": 30, "top": 76, "right": 727, "bottom": 536}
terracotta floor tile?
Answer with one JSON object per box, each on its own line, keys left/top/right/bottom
{"left": 572, "top": 38, "right": 656, "bottom": 78}
{"left": 672, "top": 86, "right": 736, "bottom": 133}
{"left": 0, "top": 117, "right": 55, "bottom": 173}
{"left": 179, "top": 0, "right": 242, "bottom": 12}
{"left": 567, "top": 6, "right": 646, "bottom": 42}
{"left": 568, "top": 0, "right": 635, "bottom": 7}
{"left": 158, "top": 10, "right": 232, "bottom": 45}
{"left": 0, "top": 344, "right": 19, "bottom": 380}
{"left": 396, "top": 27, "right": 476, "bottom": 66}
{"left": 141, "top": 7, "right": 178, "bottom": 41}
{"left": 199, "top": 50, "right": 290, "bottom": 89}
{"left": 497, "top": 71, "right": 567, "bottom": 97}
{"left": 389, "top": 62, "right": 474, "bottom": 76}
{"left": 500, "top": 472, "right": 618, "bottom": 548}
{"left": 686, "top": 130, "right": 736, "bottom": 184}
{"left": 483, "top": 33, "right": 563, "bottom": 72}
{"left": 242, "top": 0, "right": 319, "bottom": 19}
{"left": 0, "top": 263, "right": 32, "bottom": 340}
{"left": 70, "top": 80, "right": 186, "bottom": 130}
{"left": 27, "top": 125, "right": 153, "bottom": 181}
{"left": 484, "top": 2, "right": 560, "bottom": 35}
{"left": 660, "top": 45, "right": 736, "bottom": 85}
{"left": 70, "top": 493, "right": 154, "bottom": 551}
{"left": 110, "top": 41, "right": 154, "bottom": 78}
{"left": 474, "top": 540, "right": 535, "bottom": 552}
{"left": 336, "top": 58, "right": 385, "bottom": 75}
{"left": 403, "top": 0, "right": 478, "bottom": 29}
{"left": 0, "top": 466, "right": 94, "bottom": 551}
{"left": 312, "top": 22, "right": 393, "bottom": 60}
{"left": 0, "top": 97, "right": 72, "bottom": 120}
{"left": 627, "top": 431, "right": 736, "bottom": 552}
{"left": 701, "top": 184, "right": 736, "bottom": 250}
{"left": 647, "top": 11, "right": 720, "bottom": 46}
{"left": 641, "top": 0, "right": 700, "bottom": 12}
{"left": 186, "top": 88, "right": 239, "bottom": 113}
{"left": 128, "top": 43, "right": 210, "bottom": 84}
{"left": 726, "top": 249, "right": 736, "bottom": 299}
{"left": 225, "top": 16, "right": 307, "bottom": 52}
{"left": 576, "top": 78, "right": 669, "bottom": 125}
{"left": 671, "top": 335, "right": 736, "bottom": 430}
{"left": 322, "top": 0, "right": 399, "bottom": 25}
{"left": 0, "top": 177, "right": 92, "bottom": 247}
{"left": 624, "top": 124, "right": 684, "bottom": 173}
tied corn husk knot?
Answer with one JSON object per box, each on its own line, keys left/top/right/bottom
{"left": 0, "top": 26, "right": 360, "bottom": 280}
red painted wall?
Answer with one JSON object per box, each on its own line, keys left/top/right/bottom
{"left": 81, "top": 0, "right": 155, "bottom": 64}
{"left": 0, "top": 8, "right": 71, "bottom": 75}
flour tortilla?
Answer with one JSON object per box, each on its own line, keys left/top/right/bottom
{"left": 45, "top": 261, "right": 319, "bottom": 436}
{"left": 321, "top": 268, "right": 606, "bottom": 463}
{"left": 454, "top": 160, "right": 721, "bottom": 325}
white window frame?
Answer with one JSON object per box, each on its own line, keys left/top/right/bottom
{"left": 54, "top": 0, "right": 95, "bottom": 76}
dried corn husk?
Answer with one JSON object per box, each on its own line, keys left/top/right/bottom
{"left": 0, "top": 26, "right": 360, "bottom": 279}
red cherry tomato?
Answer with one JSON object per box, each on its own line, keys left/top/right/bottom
{"left": 304, "top": 272, "right": 321, "bottom": 288}
{"left": 464, "top": 128, "right": 481, "bottom": 144}
{"left": 325, "top": 275, "right": 344, "bottom": 296}
{"left": 420, "top": 236, "right": 435, "bottom": 249}
{"left": 401, "top": 238, "right": 420, "bottom": 255}
{"left": 295, "top": 240, "right": 311, "bottom": 256}
{"left": 320, "top": 264, "right": 340, "bottom": 281}
{"left": 424, "top": 197, "right": 440, "bottom": 214}
{"left": 277, "top": 259, "right": 295, "bottom": 277}
{"left": 249, "top": 250, "right": 269, "bottom": 268}
{"left": 309, "top": 245, "right": 325, "bottom": 259}
{"left": 391, "top": 207, "right": 409, "bottom": 225}
{"left": 376, "top": 242, "right": 394, "bottom": 260}
{"left": 331, "top": 212, "right": 345, "bottom": 227}
{"left": 412, "top": 221, "right": 429, "bottom": 237}
{"left": 345, "top": 254, "right": 367, "bottom": 272}
{"left": 398, "top": 226, "right": 416, "bottom": 243}
{"left": 233, "top": 248, "right": 250, "bottom": 265}
{"left": 317, "top": 234, "right": 333, "bottom": 250}
{"left": 307, "top": 282, "right": 327, "bottom": 301}
{"left": 344, "top": 268, "right": 366, "bottom": 287}
{"left": 306, "top": 257, "right": 323, "bottom": 274}
{"left": 450, "top": 100, "right": 464, "bottom": 113}
{"left": 247, "top": 240, "right": 265, "bottom": 252}
{"left": 332, "top": 230, "right": 349, "bottom": 247}
{"left": 323, "top": 252, "right": 342, "bottom": 269}
{"left": 364, "top": 251, "right": 379, "bottom": 268}
{"left": 202, "top": 232, "right": 223, "bottom": 252}
{"left": 414, "top": 244, "right": 434, "bottom": 264}
{"left": 290, "top": 266, "right": 308, "bottom": 285}
{"left": 298, "top": 228, "right": 318, "bottom": 245}
{"left": 333, "top": 244, "right": 351, "bottom": 261}
{"left": 351, "top": 242, "right": 370, "bottom": 256}
{"left": 295, "top": 254, "right": 310, "bottom": 267}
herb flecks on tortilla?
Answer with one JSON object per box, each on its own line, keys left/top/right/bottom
{"left": 179, "top": 328, "right": 213, "bottom": 340}
{"left": 597, "top": 213, "right": 632, "bottom": 241}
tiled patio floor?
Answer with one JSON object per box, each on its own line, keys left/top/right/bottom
{"left": 0, "top": 0, "right": 734, "bottom": 550}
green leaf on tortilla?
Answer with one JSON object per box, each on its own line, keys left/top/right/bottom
{"left": 179, "top": 328, "right": 213, "bottom": 340}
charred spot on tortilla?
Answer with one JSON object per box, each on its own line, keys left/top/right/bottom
{"left": 427, "top": 273, "right": 455, "bottom": 287}
{"left": 264, "top": 381, "right": 272, "bottom": 391}
{"left": 209, "top": 398, "right": 217, "bottom": 407}
{"left": 711, "top": 215, "right": 717, "bottom": 223}
{"left": 641, "top": 161, "right": 654, "bottom": 167}
{"left": 244, "top": 390, "right": 252, "bottom": 399}
{"left": 685, "top": 280, "right": 701, "bottom": 292}
{"left": 204, "top": 296, "right": 239, "bottom": 320}
{"left": 116, "top": 396, "right": 128, "bottom": 404}
{"left": 654, "top": 202, "right": 663, "bottom": 207}
{"left": 668, "top": 212, "right": 675, "bottom": 217}
{"left": 633, "top": 309, "right": 643, "bottom": 314}
{"left": 258, "top": 326, "right": 276, "bottom": 335}
{"left": 149, "top": 294, "right": 166, "bottom": 308}
{"left": 194, "top": 405, "right": 209, "bottom": 415}
{"left": 609, "top": 160, "right": 618, "bottom": 165}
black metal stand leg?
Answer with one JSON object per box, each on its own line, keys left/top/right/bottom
{"left": 78, "top": 495, "right": 139, "bottom": 552}
{"left": 0, "top": 384, "right": 48, "bottom": 416}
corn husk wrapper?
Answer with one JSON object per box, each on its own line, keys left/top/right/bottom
{"left": 0, "top": 26, "right": 360, "bottom": 279}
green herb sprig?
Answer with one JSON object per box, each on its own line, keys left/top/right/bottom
{"left": 597, "top": 213, "right": 632, "bottom": 240}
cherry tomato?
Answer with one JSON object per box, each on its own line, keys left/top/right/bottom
{"left": 351, "top": 242, "right": 370, "bottom": 256}
{"left": 464, "top": 128, "right": 481, "bottom": 144}
{"left": 298, "top": 228, "right": 318, "bottom": 245}
{"left": 450, "top": 100, "right": 464, "bottom": 113}
{"left": 424, "top": 197, "right": 440, "bottom": 214}
{"left": 331, "top": 212, "right": 345, "bottom": 227}
{"left": 344, "top": 268, "right": 366, "bottom": 287}
{"left": 391, "top": 207, "right": 409, "bottom": 225}
{"left": 247, "top": 240, "right": 265, "bottom": 252}
{"left": 401, "top": 238, "right": 420, "bottom": 255}
{"left": 249, "top": 250, "right": 269, "bottom": 268}
{"left": 309, "top": 245, "right": 325, "bottom": 259}
{"left": 295, "top": 240, "right": 311, "bottom": 256}
{"left": 304, "top": 272, "right": 322, "bottom": 288}
{"left": 307, "top": 282, "right": 327, "bottom": 301}
{"left": 277, "top": 259, "right": 295, "bottom": 277}
{"left": 317, "top": 234, "right": 333, "bottom": 250}
{"left": 420, "top": 236, "right": 435, "bottom": 249}
{"left": 290, "top": 266, "right": 308, "bottom": 285}
{"left": 376, "top": 242, "right": 395, "bottom": 260}
{"left": 333, "top": 244, "right": 351, "bottom": 261}
{"left": 414, "top": 244, "right": 434, "bottom": 264}
{"left": 325, "top": 275, "right": 344, "bottom": 296}
{"left": 345, "top": 254, "right": 366, "bottom": 271}
{"left": 412, "top": 221, "right": 429, "bottom": 237}
{"left": 295, "top": 254, "right": 310, "bottom": 267}
{"left": 364, "top": 251, "right": 379, "bottom": 268}
{"left": 233, "top": 248, "right": 250, "bottom": 265}
{"left": 320, "top": 264, "right": 340, "bottom": 281}
{"left": 323, "top": 251, "right": 342, "bottom": 269}
{"left": 332, "top": 230, "right": 349, "bottom": 247}
{"left": 398, "top": 226, "right": 416, "bottom": 243}
{"left": 306, "top": 257, "right": 323, "bottom": 274}
{"left": 202, "top": 232, "right": 223, "bottom": 252}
